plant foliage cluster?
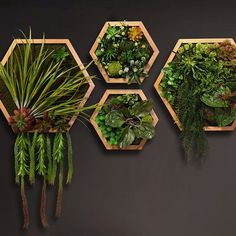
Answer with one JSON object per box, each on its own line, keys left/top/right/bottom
{"left": 96, "top": 23, "right": 153, "bottom": 84}
{"left": 0, "top": 32, "right": 95, "bottom": 228}
{"left": 96, "top": 94, "right": 155, "bottom": 148}
{"left": 160, "top": 41, "right": 236, "bottom": 160}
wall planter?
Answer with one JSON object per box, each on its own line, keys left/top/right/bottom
{"left": 0, "top": 35, "right": 95, "bottom": 228}
{"left": 154, "top": 38, "right": 236, "bottom": 159}
{"left": 90, "top": 89, "right": 159, "bottom": 150}
{"left": 90, "top": 21, "right": 159, "bottom": 84}
{"left": 0, "top": 38, "right": 95, "bottom": 129}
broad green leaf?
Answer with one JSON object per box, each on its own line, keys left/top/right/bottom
{"left": 215, "top": 108, "right": 236, "bottom": 126}
{"left": 200, "top": 86, "right": 230, "bottom": 108}
{"left": 118, "top": 127, "right": 135, "bottom": 148}
{"left": 141, "top": 114, "right": 153, "bottom": 124}
{"left": 119, "top": 107, "right": 131, "bottom": 118}
{"left": 130, "top": 100, "right": 153, "bottom": 117}
{"left": 105, "top": 110, "right": 125, "bottom": 128}
{"left": 133, "top": 122, "right": 155, "bottom": 139}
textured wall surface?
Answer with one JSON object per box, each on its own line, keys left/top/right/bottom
{"left": 0, "top": 0, "right": 236, "bottom": 235}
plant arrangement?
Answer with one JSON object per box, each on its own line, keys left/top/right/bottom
{"left": 0, "top": 33, "right": 95, "bottom": 228}
{"left": 95, "top": 23, "right": 154, "bottom": 84}
{"left": 95, "top": 93, "right": 156, "bottom": 148}
{"left": 159, "top": 40, "right": 236, "bottom": 160}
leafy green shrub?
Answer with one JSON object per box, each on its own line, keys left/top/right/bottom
{"left": 160, "top": 41, "right": 236, "bottom": 160}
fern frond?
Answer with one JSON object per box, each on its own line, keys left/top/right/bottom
{"left": 66, "top": 132, "right": 73, "bottom": 184}
{"left": 17, "top": 134, "right": 29, "bottom": 177}
{"left": 53, "top": 132, "right": 64, "bottom": 163}
{"left": 14, "top": 135, "right": 20, "bottom": 184}
{"left": 36, "top": 134, "right": 46, "bottom": 176}
{"left": 29, "top": 132, "right": 38, "bottom": 184}
{"left": 176, "top": 77, "right": 208, "bottom": 160}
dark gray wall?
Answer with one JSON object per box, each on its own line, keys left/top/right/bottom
{"left": 0, "top": 0, "right": 236, "bottom": 235}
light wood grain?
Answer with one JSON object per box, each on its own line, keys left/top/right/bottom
{"left": 0, "top": 39, "right": 95, "bottom": 132}
{"left": 154, "top": 38, "right": 236, "bottom": 131}
{"left": 90, "top": 89, "right": 159, "bottom": 150}
{"left": 90, "top": 21, "right": 159, "bottom": 84}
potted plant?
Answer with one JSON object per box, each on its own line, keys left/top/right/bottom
{"left": 0, "top": 32, "right": 95, "bottom": 228}
{"left": 90, "top": 21, "right": 159, "bottom": 84}
{"left": 90, "top": 90, "right": 159, "bottom": 150}
{"left": 154, "top": 38, "right": 236, "bottom": 160}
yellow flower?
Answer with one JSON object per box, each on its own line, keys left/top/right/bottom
{"left": 128, "top": 26, "right": 143, "bottom": 41}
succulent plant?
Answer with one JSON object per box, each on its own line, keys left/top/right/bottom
{"left": 9, "top": 108, "right": 35, "bottom": 133}
{"left": 107, "top": 61, "right": 122, "bottom": 76}
{"left": 128, "top": 26, "right": 143, "bottom": 42}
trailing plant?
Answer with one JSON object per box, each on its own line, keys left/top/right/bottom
{"left": 160, "top": 41, "right": 236, "bottom": 160}
{"left": 95, "top": 94, "right": 155, "bottom": 148}
{"left": 96, "top": 22, "right": 153, "bottom": 84}
{"left": 0, "top": 31, "right": 96, "bottom": 228}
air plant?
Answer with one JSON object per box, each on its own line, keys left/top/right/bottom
{"left": 0, "top": 31, "right": 95, "bottom": 229}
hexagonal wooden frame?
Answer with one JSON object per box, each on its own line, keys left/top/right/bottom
{"left": 90, "top": 21, "right": 159, "bottom": 84}
{"left": 90, "top": 89, "right": 159, "bottom": 150}
{"left": 0, "top": 39, "right": 95, "bottom": 132}
{"left": 154, "top": 38, "right": 236, "bottom": 131}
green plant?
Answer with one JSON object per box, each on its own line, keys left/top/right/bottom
{"left": 95, "top": 23, "right": 153, "bottom": 84}
{"left": 107, "top": 61, "right": 122, "bottom": 76}
{"left": 52, "top": 46, "right": 69, "bottom": 62}
{"left": 96, "top": 94, "right": 155, "bottom": 148}
{"left": 160, "top": 41, "right": 236, "bottom": 160}
{"left": 0, "top": 31, "right": 96, "bottom": 229}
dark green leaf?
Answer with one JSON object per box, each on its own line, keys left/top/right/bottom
{"left": 105, "top": 110, "right": 125, "bottom": 128}
{"left": 215, "top": 108, "right": 236, "bottom": 126}
{"left": 133, "top": 122, "right": 155, "bottom": 139}
{"left": 109, "top": 97, "right": 122, "bottom": 105}
{"left": 118, "top": 127, "right": 135, "bottom": 148}
{"left": 226, "top": 82, "right": 236, "bottom": 90}
{"left": 130, "top": 100, "right": 153, "bottom": 117}
{"left": 141, "top": 114, "right": 153, "bottom": 124}
{"left": 119, "top": 107, "right": 131, "bottom": 117}
{"left": 200, "top": 86, "right": 230, "bottom": 108}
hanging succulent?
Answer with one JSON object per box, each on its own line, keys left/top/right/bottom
{"left": 0, "top": 32, "right": 95, "bottom": 228}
